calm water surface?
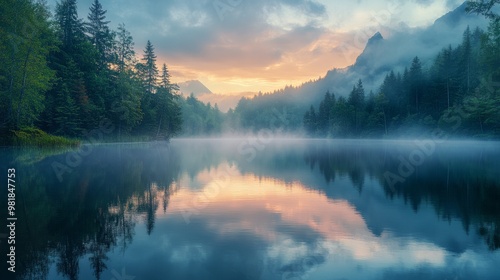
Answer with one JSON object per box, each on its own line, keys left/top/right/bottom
{"left": 1, "top": 139, "right": 499, "bottom": 280}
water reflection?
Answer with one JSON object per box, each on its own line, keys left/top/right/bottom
{"left": 0, "top": 139, "right": 499, "bottom": 280}
{"left": 301, "top": 140, "right": 500, "bottom": 251}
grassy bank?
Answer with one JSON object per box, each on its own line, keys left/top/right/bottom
{"left": 10, "top": 127, "right": 80, "bottom": 148}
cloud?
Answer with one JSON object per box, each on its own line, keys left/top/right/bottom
{"left": 413, "top": 0, "right": 435, "bottom": 6}
{"left": 46, "top": 0, "right": 474, "bottom": 94}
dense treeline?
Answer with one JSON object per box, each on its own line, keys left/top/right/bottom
{"left": 229, "top": 1, "right": 500, "bottom": 138}
{"left": 180, "top": 94, "right": 224, "bottom": 136}
{"left": 232, "top": 91, "right": 304, "bottom": 132}
{"left": 1, "top": 0, "right": 499, "bottom": 143}
{"left": 0, "top": 0, "right": 217, "bottom": 143}
{"left": 303, "top": 5, "right": 500, "bottom": 138}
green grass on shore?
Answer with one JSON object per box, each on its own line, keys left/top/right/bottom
{"left": 11, "top": 127, "right": 80, "bottom": 148}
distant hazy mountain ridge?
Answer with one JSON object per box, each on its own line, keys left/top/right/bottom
{"left": 180, "top": 2, "right": 488, "bottom": 113}
{"left": 178, "top": 80, "right": 213, "bottom": 97}
{"left": 267, "top": 1, "right": 488, "bottom": 107}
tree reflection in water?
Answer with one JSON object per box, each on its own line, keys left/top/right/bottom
{"left": 1, "top": 144, "right": 181, "bottom": 279}
{"left": 1, "top": 140, "right": 499, "bottom": 280}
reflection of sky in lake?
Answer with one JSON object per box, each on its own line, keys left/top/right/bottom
{"left": 32, "top": 140, "right": 500, "bottom": 280}
{"left": 55, "top": 161, "right": 498, "bottom": 280}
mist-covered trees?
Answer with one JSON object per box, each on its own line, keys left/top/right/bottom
{"left": 233, "top": 91, "right": 303, "bottom": 132}
{"left": 348, "top": 79, "right": 366, "bottom": 134}
{"left": 318, "top": 92, "right": 335, "bottom": 134}
{"left": 303, "top": 22, "right": 499, "bottom": 138}
{"left": 227, "top": 1, "right": 499, "bottom": 139}
{"left": 303, "top": 105, "right": 317, "bottom": 135}
{"left": 2, "top": 0, "right": 499, "bottom": 142}
{"left": 180, "top": 94, "right": 224, "bottom": 136}
{"left": 463, "top": 1, "right": 500, "bottom": 136}
{"left": 304, "top": 80, "right": 368, "bottom": 137}
{"left": 408, "top": 56, "right": 424, "bottom": 114}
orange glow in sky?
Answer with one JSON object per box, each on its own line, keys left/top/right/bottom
{"left": 150, "top": 1, "right": 462, "bottom": 95}
{"left": 145, "top": 163, "right": 448, "bottom": 268}
{"left": 49, "top": 0, "right": 464, "bottom": 95}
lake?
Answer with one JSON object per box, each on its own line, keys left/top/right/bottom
{"left": 1, "top": 139, "right": 500, "bottom": 280}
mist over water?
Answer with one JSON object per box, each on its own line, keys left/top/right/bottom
{"left": 2, "top": 1, "right": 500, "bottom": 279}
{"left": 1, "top": 139, "right": 499, "bottom": 280}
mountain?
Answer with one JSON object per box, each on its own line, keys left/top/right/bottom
{"left": 354, "top": 31, "right": 384, "bottom": 69}
{"left": 258, "top": 1, "right": 488, "bottom": 107}
{"left": 433, "top": 1, "right": 475, "bottom": 27}
{"left": 326, "top": 2, "right": 486, "bottom": 94}
{"left": 177, "top": 80, "right": 212, "bottom": 97}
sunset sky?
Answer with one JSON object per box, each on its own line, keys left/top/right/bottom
{"left": 49, "top": 0, "right": 465, "bottom": 94}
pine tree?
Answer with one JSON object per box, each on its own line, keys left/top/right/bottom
{"left": 42, "top": 57, "right": 85, "bottom": 136}
{"left": 481, "top": 19, "right": 500, "bottom": 82}
{"left": 55, "top": 0, "right": 85, "bottom": 51}
{"left": 409, "top": 56, "right": 423, "bottom": 113}
{"left": 431, "top": 45, "right": 456, "bottom": 111}
{"left": 116, "top": 23, "right": 135, "bottom": 73}
{"left": 160, "top": 64, "right": 178, "bottom": 91}
{"left": 86, "top": 0, "right": 114, "bottom": 69}
{"left": 49, "top": 0, "right": 103, "bottom": 135}
{"left": 348, "top": 79, "right": 365, "bottom": 109}
{"left": 318, "top": 91, "right": 334, "bottom": 135}
{"left": 155, "top": 63, "right": 182, "bottom": 139}
{"left": 348, "top": 79, "right": 365, "bottom": 134}
{"left": 110, "top": 72, "right": 143, "bottom": 138}
{"left": 459, "top": 26, "right": 472, "bottom": 97}
{"left": 135, "top": 40, "right": 159, "bottom": 135}
{"left": 464, "top": 0, "right": 500, "bottom": 136}
{"left": 366, "top": 90, "right": 375, "bottom": 114}
{"left": 463, "top": 83, "right": 499, "bottom": 135}
{"left": 331, "top": 96, "right": 350, "bottom": 136}
{"left": 303, "top": 105, "right": 317, "bottom": 135}
{"left": 138, "top": 40, "right": 158, "bottom": 94}
{"left": 365, "top": 91, "right": 389, "bottom": 136}
{"left": 381, "top": 70, "right": 404, "bottom": 117}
